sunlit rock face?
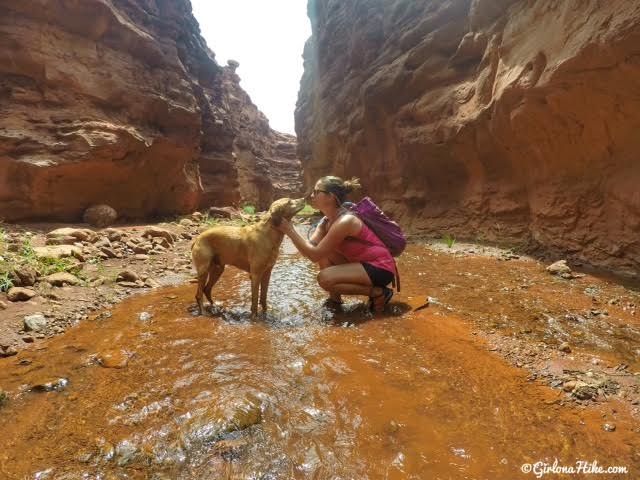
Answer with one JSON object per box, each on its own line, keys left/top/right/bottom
{"left": 297, "top": 0, "right": 640, "bottom": 275}
{"left": 0, "top": 0, "right": 302, "bottom": 222}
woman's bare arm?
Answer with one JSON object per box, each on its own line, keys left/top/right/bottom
{"left": 278, "top": 216, "right": 359, "bottom": 262}
{"left": 309, "top": 218, "right": 327, "bottom": 246}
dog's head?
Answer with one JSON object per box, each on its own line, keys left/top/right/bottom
{"left": 268, "top": 197, "right": 306, "bottom": 227}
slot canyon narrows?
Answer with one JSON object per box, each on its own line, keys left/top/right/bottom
{"left": 1, "top": 1, "right": 639, "bottom": 479}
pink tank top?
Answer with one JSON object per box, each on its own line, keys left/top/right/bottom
{"left": 333, "top": 215, "right": 396, "bottom": 274}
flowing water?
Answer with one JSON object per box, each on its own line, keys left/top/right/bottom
{"left": 0, "top": 240, "right": 638, "bottom": 479}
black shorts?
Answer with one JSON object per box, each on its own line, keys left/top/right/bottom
{"left": 362, "top": 262, "right": 394, "bottom": 288}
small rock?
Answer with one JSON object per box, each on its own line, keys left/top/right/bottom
{"left": 12, "top": 266, "right": 38, "bottom": 287}
{"left": 97, "top": 349, "right": 129, "bottom": 369}
{"left": 546, "top": 260, "right": 571, "bottom": 275}
{"left": 208, "top": 206, "right": 237, "bottom": 219}
{"left": 144, "top": 278, "right": 161, "bottom": 288}
{"left": 152, "top": 237, "right": 171, "bottom": 249}
{"left": 100, "top": 247, "right": 118, "bottom": 259}
{"left": 72, "top": 250, "right": 87, "bottom": 262}
{"left": 133, "top": 254, "right": 149, "bottom": 261}
{"left": 139, "top": 311, "right": 152, "bottom": 322}
{"left": 24, "top": 314, "right": 47, "bottom": 332}
{"left": 46, "top": 227, "right": 96, "bottom": 244}
{"left": 142, "top": 227, "right": 175, "bottom": 244}
{"left": 179, "top": 218, "right": 194, "bottom": 227}
{"left": 134, "top": 245, "right": 151, "bottom": 254}
{"left": 572, "top": 383, "right": 597, "bottom": 400}
{"left": 116, "top": 281, "right": 139, "bottom": 288}
{"left": 116, "top": 270, "right": 139, "bottom": 283}
{"left": 83, "top": 204, "right": 118, "bottom": 227}
{"left": 0, "top": 346, "right": 18, "bottom": 357}
{"left": 7, "top": 287, "right": 37, "bottom": 302}
{"left": 103, "top": 228, "right": 124, "bottom": 242}
{"left": 94, "top": 237, "right": 112, "bottom": 249}
{"left": 30, "top": 378, "right": 69, "bottom": 392}
{"left": 558, "top": 342, "right": 572, "bottom": 353}
{"left": 34, "top": 245, "right": 81, "bottom": 260}
{"left": 22, "top": 336, "right": 35, "bottom": 343}
{"left": 562, "top": 381, "right": 577, "bottom": 392}
{"left": 0, "top": 300, "right": 8, "bottom": 310}
{"left": 0, "top": 389, "right": 8, "bottom": 406}
{"left": 602, "top": 423, "right": 616, "bottom": 432}
{"left": 44, "top": 272, "right": 81, "bottom": 287}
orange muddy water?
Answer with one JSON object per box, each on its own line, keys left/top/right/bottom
{"left": 0, "top": 241, "right": 638, "bottom": 479}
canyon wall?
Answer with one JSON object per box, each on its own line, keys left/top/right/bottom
{"left": 297, "top": 0, "right": 640, "bottom": 276}
{"left": 0, "top": 0, "right": 302, "bottom": 223}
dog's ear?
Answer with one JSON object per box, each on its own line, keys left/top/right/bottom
{"left": 271, "top": 212, "right": 283, "bottom": 227}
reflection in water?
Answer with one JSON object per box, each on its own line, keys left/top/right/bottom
{"left": 0, "top": 244, "right": 638, "bottom": 479}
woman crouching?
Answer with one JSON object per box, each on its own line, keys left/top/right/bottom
{"left": 275, "top": 176, "right": 395, "bottom": 313}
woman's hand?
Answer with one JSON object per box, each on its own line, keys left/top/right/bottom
{"left": 275, "top": 218, "right": 294, "bottom": 235}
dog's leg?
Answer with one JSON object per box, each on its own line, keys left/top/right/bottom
{"left": 250, "top": 273, "right": 261, "bottom": 318}
{"left": 192, "top": 243, "right": 214, "bottom": 316}
{"left": 259, "top": 266, "right": 273, "bottom": 312}
{"left": 195, "top": 271, "right": 208, "bottom": 315}
{"left": 204, "top": 264, "right": 224, "bottom": 306}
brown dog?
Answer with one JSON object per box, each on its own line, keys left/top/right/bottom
{"left": 191, "top": 197, "right": 306, "bottom": 316}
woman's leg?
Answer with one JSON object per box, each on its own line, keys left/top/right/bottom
{"left": 316, "top": 263, "right": 384, "bottom": 298}
{"left": 318, "top": 252, "right": 348, "bottom": 303}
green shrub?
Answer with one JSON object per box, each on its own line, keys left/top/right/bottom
{"left": 0, "top": 272, "right": 13, "bottom": 293}
{"left": 442, "top": 234, "right": 456, "bottom": 248}
{"left": 242, "top": 204, "right": 256, "bottom": 215}
{"left": 20, "top": 237, "right": 36, "bottom": 261}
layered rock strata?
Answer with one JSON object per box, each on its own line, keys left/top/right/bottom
{"left": 0, "top": 0, "right": 302, "bottom": 222}
{"left": 297, "top": 0, "right": 640, "bottom": 275}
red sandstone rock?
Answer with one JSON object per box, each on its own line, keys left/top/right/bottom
{"left": 0, "top": 0, "right": 302, "bottom": 223}
{"left": 297, "top": 0, "right": 640, "bottom": 276}
{"left": 83, "top": 205, "right": 118, "bottom": 228}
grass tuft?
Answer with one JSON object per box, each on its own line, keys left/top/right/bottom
{"left": 241, "top": 204, "right": 256, "bottom": 215}
{"left": 442, "top": 234, "right": 456, "bottom": 249}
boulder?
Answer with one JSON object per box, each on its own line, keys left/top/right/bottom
{"left": 83, "top": 205, "right": 118, "bottom": 228}
{"left": 116, "top": 270, "right": 139, "bottom": 283}
{"left": 44, "top": 272, "right": 81, "bottom": 287}
{"left": 34, "top": 245, "right": 81, "bottom": 260}
{"left": 12, "top": 266, "right": 38, "bottom": 287}
{"left": 546, "top": 260, "right": 571, "bottom": 275}
{"left": 24, "top": 313, "right": 47, "bottom": 332}
{"left": 7, "top": 287, "right": 37, "bottom": 302}
{"left": 46, "top": 228, "right": 96, "bottom": 245}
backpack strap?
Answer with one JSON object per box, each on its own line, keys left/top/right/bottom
{"left": 392, "top": 258, "right": 401, "bottom": 292}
